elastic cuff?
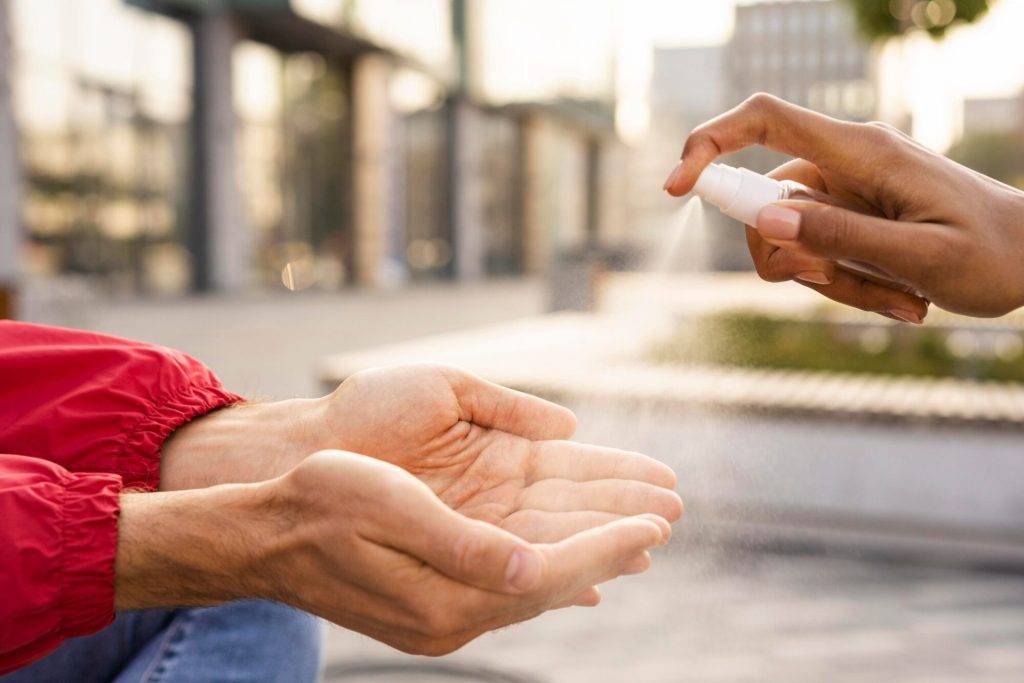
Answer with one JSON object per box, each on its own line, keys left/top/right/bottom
{"left": 58, "top": 471, "right": 123, "bottom": 638}
{"left": 120, "top": 383, "right": 244, "bottom": 490}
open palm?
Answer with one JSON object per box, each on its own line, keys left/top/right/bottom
{"left": 325, "top": 364, "right": 683, "bottom": 544}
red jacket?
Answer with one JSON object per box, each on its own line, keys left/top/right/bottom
{"left": 0, "top": 321, "right": 242, "bottom": 674}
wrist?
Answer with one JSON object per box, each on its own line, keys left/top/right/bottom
{"left": 115, "top": 481, "right": 280, "bottom": 609}
{"left": 160, "top": 397, "right": 331, "bottom": 490}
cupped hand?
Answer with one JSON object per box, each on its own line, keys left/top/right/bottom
{"left": 261, "top": 449, "right": 671, "bottom": 655}
{"left": 664, "top": 93, "right": 1024, "bottom": 319}
{"left": 321, "top": 364, "right": 683, "bottom": 544}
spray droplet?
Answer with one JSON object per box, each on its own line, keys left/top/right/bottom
{"left": 655, "top": 196, "right": 705, "bottom": 274}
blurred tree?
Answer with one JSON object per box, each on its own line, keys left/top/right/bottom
{"left": 947, "top": 131, "right": 1024, "bottom": 189}
{"left": 845, "top": 0, "right": 994, "bottom": 40}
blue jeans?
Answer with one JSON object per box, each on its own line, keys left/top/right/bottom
{"left": 2, "top": 600, "right": 322, "bottom": 683}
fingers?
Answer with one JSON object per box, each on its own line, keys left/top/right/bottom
{"left": 444, "top": 367, "right": 577, "bottom": 440}
{"left": 380, "top": 479, "right": 547, "bottom": 595}
{"left": 517, "top": 479, "right": 684, "bottom": 522}
{"left": 385, "top": 516, "right": 668, "bottom": 655}
{"left": 622, "top": 551, "right": 652, "bottom": 575}
{"left": 572, "top": 585, "right": 602, "bottom": 606}
{"left": 554, "top": 585, "right": 602, "bottom": 609}
{"left": 792, "top": 268, "right": 930, "bottom": 323}
{"left": 499, "top": 516, "right": 670, "bottom": 610}
{"left": 745, "top": 159, "right": 836, "bottom": 285}
{"left": 536, "top": 515, "right": 670, "bottom": 601}
{"left": 528, "top": 441, "right": 677, "bottom": 489}
{"left": 500, "top": 510, "right": 624, "bottom": 543}
{"left": 746, "top": 226, "right": 837, "bottom": 285}
{"left": 760, "top": 199, "right": 951, "bottom": 294}
{"left": 767, "top": 157, "right": 827, "bottom": 191}
{"left": 665, "top": 93, "right": 860, "bottom": 197}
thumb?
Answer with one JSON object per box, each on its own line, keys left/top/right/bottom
{"left": 447, "top": 367, "right": 577, "bottom": 440}
{"left": 391, "top": 487, "right": 546, "bottom": 595}
{"left": 757, "top": 200, "right": 949, "bottom": 287}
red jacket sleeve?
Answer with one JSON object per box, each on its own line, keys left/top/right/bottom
{"left": 0, "top": 321, "right": 243, "bottom": 490}
{"left": 0, "top": 454, "right": 122, "bottom": 674}
{"left": 0, "top": 321, "right": 244, "bottom": 673}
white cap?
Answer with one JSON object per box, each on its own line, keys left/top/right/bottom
{"left": 692, "top": 163, "right": 785, "bottom": 227}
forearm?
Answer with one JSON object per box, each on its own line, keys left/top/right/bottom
{"left": 114, "top": 483, "right": 280, "bottom": 610}
{"left": 159, "top": 398, "right": 329, "bottom": 491}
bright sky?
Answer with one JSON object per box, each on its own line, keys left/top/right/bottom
{"left": 483, "top": 0, "right": 1024, "bottom": 149}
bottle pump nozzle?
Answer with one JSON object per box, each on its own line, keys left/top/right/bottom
{"left": 692, "top": 163, "right": 790, "bottom": 228}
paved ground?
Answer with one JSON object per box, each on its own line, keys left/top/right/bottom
{"left": 21, "top": 275, "right": 1024, "bottom": 681}
{"left": 321, "top": 546, "right": 1024, "bottom": 683}
{"left": 23, "top": 278, "right": 547, "bottom": 398}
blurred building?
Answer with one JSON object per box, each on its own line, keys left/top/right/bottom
{"left": 650, "top": 47, "right": 728, "bottom": 126}
{"left": 729, "top": 0, "right": 876, "bottom": 124}
{"left": 950, "top": 90, "right": 1024, "bottom": 189}
{"left": 961, "top": 94, "right": 1024, "bottom": 137}
{"left": 0, "top": 0, "right": 628, "bottom": 303}
{"left": 708, "top": 0, "right": 878, "bottom": 269}
{"left": 628, "top": 46, "right": 729, "bottom": 272}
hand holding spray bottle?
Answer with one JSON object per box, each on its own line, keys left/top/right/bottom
{"left": 691, "top": 163, "right": 917, "bottom": 294}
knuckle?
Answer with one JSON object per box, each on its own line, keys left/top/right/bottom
{"left": 744, "top": 91, "right": 780, "bottom": 113}
{"left": 864, "top": 120, "right": 898, "bottom": 138}
{"left": 339, "top": 370, "right": 366, "bottom": 392}
{"left": 861, "top": 121, "right": 896, "bottom": 145}
{"left": 419, "top": 361, "right": 460, "bottom": 377}
{"left": 752, "top": 259, "right": 773, "bottom": 282}
{"left": 858, "top": 121, "right": 905, "bottom": 164}
{"left": 681, "top": 129, "right": 716, "bottom": 159}
{"left": 410, "top": 635, "right": 469, "bottom": 657}
{"left": 758, "top": 255, "right": 793, "bottom": 283}
{"left": 866, "top": 120, "right": 915, "bottom": 143}
{"left": 419, "top": 604, "right": 461, "bottom": 640}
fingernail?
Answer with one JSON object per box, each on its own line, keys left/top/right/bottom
{"left": 757, "top": 205, "right": 801, "bottom": 240}
{"left": 505, "top": 548, "right": 542, "bottom": 592}
{"left": 662, "top": 161, "right": 683, "bottom": 191}
{"left": 888, "top": 309, "right": 922, "bottom": 325}
{"left": 794, "top": 271, "right": 832, "bottom": 285}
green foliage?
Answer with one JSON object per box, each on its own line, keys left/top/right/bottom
{"left": 947, "top": 132, "right": 1024, "bottom": 189}
{"left": 648, "top": 312, "right": 1024, "bottom": 382}
{"left": 845, "top": 0, "right": 995, "bottom": 40}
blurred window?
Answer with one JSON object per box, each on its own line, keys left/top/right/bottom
{"left": 846, "top": 50, "right": 863, "bottom": 72}
{"left": 806, "top": 49, "right": 820, "bottom": 71}
{"left": 400, "top": 106, "right": 449, "bottom": 280}
{"left": 234, "top": 45, "right": 354, "bottom": 291}
{"left": 10, "top": 0, "right": 193, "bottom": 294}
{"left": 293, "top": 0, "right": 453, "bottom": 76}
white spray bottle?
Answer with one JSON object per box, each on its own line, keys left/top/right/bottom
{"left": 692, "top": 163, "right": 914, "bottom": 292}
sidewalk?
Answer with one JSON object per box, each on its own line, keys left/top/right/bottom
{"left": 322, "top": 547, "right": 1024, "bottom": 683}
{"left": 22, "top": 278, "right": 547, "bottom": 398}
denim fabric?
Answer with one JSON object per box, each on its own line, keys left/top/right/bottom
{"left": 2, "top": 601, "right": 322, "bottom": 683}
